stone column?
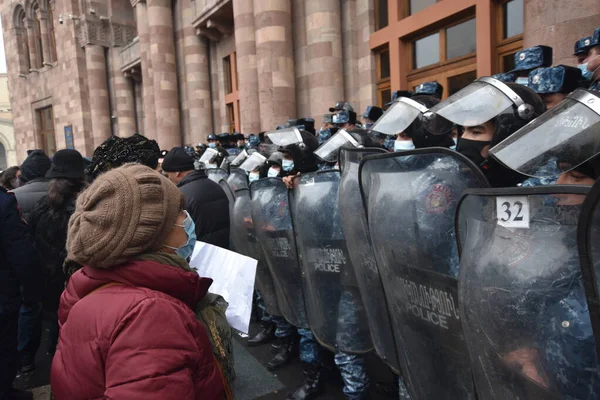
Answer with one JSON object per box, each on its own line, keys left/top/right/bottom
{"left": 292, "top": 0, "right": 309, "bottom": 118}
{"left": 355, "top": 0, "right": 377, "bottom": 109}
{"left": 253, "top": 0, "right": 296, "bottom": 131}
{"left": 233, "top": 0, "right": 260, "bottom": 134}
{"left": 36, "top": 8, "right": 51, "bottom": 65}
{"left": 181, "top": 0, "right": 212, "bottom": 145}
{"left": 85, "top": 44, "right": 112, "bottom": 147}
{"left": 23, "top": 18, "right": 39, "bottom": 70}
{"left": 341, "top": 0, "right": 359, "bottom": 109}
{"left": 305, "top": 0, "right": 344, "bottom": 119}
{"left": 148, "top": 0, "right": 181, "bottom": 149}
{"left": 110, "top": 48, "right": 136, "bottom": 137}
{"left": 136, "top": 1, "right": 157, "bottom": 141}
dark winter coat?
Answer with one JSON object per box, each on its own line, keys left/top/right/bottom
{"left": 0, "top": 188, "right": 43, "bottom": 314}
{"left": 28, "top": 194, "right": 77, "bottom": 313}
{"left": 51, "top": 260, "right": 224, "bottom": 400}
{"left": 178, "top": 170, "right": 230, "bottom": 249}
{"left": 11, "top": 178, "right": 50, "bottom": 220}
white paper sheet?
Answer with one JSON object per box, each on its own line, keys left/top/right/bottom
{"left": 189, "top": 241, "right": 257, "bottom": 334}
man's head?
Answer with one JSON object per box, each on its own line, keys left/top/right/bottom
{"left": 510, "top": 45, "right": 553, "bottom": 84}
{"left": 332, "top": 110, "right": 357, "bottom": 130}
{"left": 362, "top": 106, "right": 384, "bottom": 128}
{"left": 574, "top": 36, "right": 593, "bottom": 64}
{"left": 19, "top": 149, "right": 51, "bottom": 184}
{"left": 528, "top": 65, "right": 583, "bottom": 110}
{"left": 207, "top": 134, "right": 218, "bottom": 148}
{"left": 161, "top": 147, "right": 196, "bottom": 184}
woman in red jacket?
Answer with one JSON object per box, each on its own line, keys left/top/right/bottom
{"left": 50, "top": 163, "right": 225, "bottom": 400}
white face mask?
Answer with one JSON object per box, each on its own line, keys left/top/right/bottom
{"left": 282, "top": 159, "right": 294, "bottom": 171}
{"left": 515, "top": 77, "right": 529, "bottom": 86}
{"left": 579, "top": 55, "right": 600, "bottom": 81}
{"left": 451, "top": 137, "right": 458, "bottom": 150}
{"left": 249, "top": 172, "right": 260, "bottom": 182}
{"left": 205, "top": 162, "right": 217, "bottom": 169}
{"left": 268, "top": 167, "right": 280, "bottom": 178}
{"left": 394, "top": 140, "right": 416, "bottom": 152}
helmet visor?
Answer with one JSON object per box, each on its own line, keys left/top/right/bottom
{"left": 371, "top": 98, "right": 424, "bottom": 136}
{"left": 314, "top": 129, "right": 360, "bottom": 162}
{"left": 267, "top": 127, "right": 303, "bottom": 147}
{"left": 490, "top": 90, "right": 600, "bottom": 177}
{"left": 239, "top": 152, "right": 267, "bottom": 172}
{"left": 199, "top": 148, "right": 219, "bottom": 163}
{"left": 427, "top": 80, "right": 515, "bottom": 127}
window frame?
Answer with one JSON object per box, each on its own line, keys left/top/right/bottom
{"left": 376, "top": 46, "right": 391, "bottom": 108}
{"left": 495, "top": 0, "right": 524, "bottom": 72}
{"left": 407, "top": 62, "right": 477, "bottom": 100}
{"left": 48, "top": 4, "right": 57, "bottom": 63}
{"left": 408, "top": 14, "right": 477, "bottom": 74}
{"left": 223, "top": 52, "right": 240, "bottom": 133}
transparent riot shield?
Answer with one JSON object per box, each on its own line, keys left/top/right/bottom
{"left": 290, "top": 171, "right": 372, "bottom": 353}
{"left": 206, "top": 168, "right": 229, "bottom": 184}
{"left": 578, "top": 180, "right": 600, "bottom": 364}
{"left": 251, "top": 178, "right": 309, "bottom": 328}
{"left": 219, "top": 180, "right": 235, "bottom": 210}
{"left": 359, "top": 148, "right": 489, "bottom": 399}
{"left": 231, "top": 188, "right": 281, "bottom": 317}
{"left": 226, "top": 169, "right": 249, "bottom": 192}
{"left": 458, "top": 186, "right": 600, "bottom": 400}
{"left": 338, "top": 148, "right": 400, "bottom": 373}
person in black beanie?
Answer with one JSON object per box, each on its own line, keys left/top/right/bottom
{"left": 162, "top": 147, "right": 230, "bottom": 250}
{"left": 12, "top": 150, "right": 52, "bottom": 219}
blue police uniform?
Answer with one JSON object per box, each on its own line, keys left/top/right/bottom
{"left": 574, "top": 36, "right": 593, "bottom": 57}
{"left": 510, "top": 45, "right": 553, "bottom": 86}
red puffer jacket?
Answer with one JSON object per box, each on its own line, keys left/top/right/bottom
{"left": 50, "top": 260, "right": 225, "bottom": 400}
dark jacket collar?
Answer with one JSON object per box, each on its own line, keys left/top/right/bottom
{"left": 178, "top": 169, "right": 208, "bottom": 187}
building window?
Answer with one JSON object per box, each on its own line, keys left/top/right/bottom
{"left": 413, "top": 33, "right": 440, "bottom": 69}
{"left": 14, "top": 6, "right": 31, "bottom": 74}
{"left": 409, "top": 0, "right": 438, "bottom": 15}
{"left": 411, "top": 18, "right": 475, "bottom": 71}
{"left": 37, "top": 106, "right": 56, "bottom": 156}
{"left": 408, "top": 17, "right": 477, "bottom": 98}
{"left": 446, "top": 19, "right": 476, "bottom": 60}
{"left": 375, "top": 0, "right": 388, "bottom": 31}
{"left": 223, "top": 52, "right": 240, "bottom": 132}
{"left": 496, "top": 0, "right": 524, "bottom": 72}
{"left": 48, "top": 4, "right": 57, "bottom": 62}
{"left": 376, "top": 47, "right": 391, "bottom": 107}
{"left": 502, "top": 0, "right": 523, "bottom": 40}
{"left": 32, "top": 3, "right": 43, "bottom": 68}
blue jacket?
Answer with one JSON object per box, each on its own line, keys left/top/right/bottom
{"left": 0, "top": 187, "right": 43, "bottom": 314}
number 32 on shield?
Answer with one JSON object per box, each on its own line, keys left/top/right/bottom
{"left": 496, "top": 196, "right": 530, "bottom": 229}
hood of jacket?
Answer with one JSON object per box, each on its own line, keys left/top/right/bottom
{"left": 60, "top": 259, "right": 213, "bottom": 325}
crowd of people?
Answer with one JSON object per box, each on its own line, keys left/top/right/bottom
{"left": 0, "top": 26, "right": 599, "bottom": 400}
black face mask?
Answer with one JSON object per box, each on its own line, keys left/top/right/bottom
{"left": 456, "top": 138, "right": 491, "bottom": 167}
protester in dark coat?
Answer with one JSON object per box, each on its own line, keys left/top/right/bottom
{"left": 29, "top": 149, "right": 87, "bottom": 355}
{"left": 12, "top": 150, "right": 52, "bottom": 219}
{"left": 51, "top": 164, "right": 224, "bottom": 400}
{"left": 162, "top": 147, "right": 230, "bottom": 249}
{"left": 0, "top": 187, "right": 43, "bottom": 400}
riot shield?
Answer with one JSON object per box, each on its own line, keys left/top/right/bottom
{"left": 227, "top": 168, "right": 249, "bottom": 191}
{"left": 290, "top": 171, "right": 372, "bottom": 353}
{"left": 338, "top": 148, "right": 400, "bottom": 373}
{"left": 251, "top": 178, "right": 309, "bottom": 328}
{"left": 231, "top": 188, "right": 281, "bottom": 317}
{"left": 458, "top": 186, "right": 600, "bottom": 400}
{"left": 359, "top": 148, "right": 489, "bottom": 399}
{"left": 206, "top": 168, "right": 229, "bottom": 184}
{"left": 219, "top": 180, "right": 235, "bottom": 211}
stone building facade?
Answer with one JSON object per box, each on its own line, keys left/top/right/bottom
{"left": 0, "top": 0, "right": 598, "bottom": 162}
{"left": 0, "top": 73, "right": 17, "bottom": 169}
{"left": 0, "top": 0, "right": 378, "bottom": 161}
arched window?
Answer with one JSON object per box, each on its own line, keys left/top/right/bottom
{"left": 33, "top": 3, "right": 43, "bottom": 67}
{"left": 13, "top": 5, "right": 31, "bottom": 74}
{"left": 48, "top": 2, "right": 57, "bottom": 62}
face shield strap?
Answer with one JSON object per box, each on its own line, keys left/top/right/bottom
{"left": 478, "top": 76, "right": 534, "bottom": 121}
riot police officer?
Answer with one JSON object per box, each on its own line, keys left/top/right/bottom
{"left": 361, "top": 106, "right": 384, "bottom": 129}
{"left": 426, "top": 78, "right": 546, "bottom": 187}
{"left": 413, "top": 81, "right": 443, "bottom": 99}
{"left": 508, "top": 45, "right": 553, "bottom": 86}
{"left": 579, "top": 27, "right": 600, "bottom": 90}
{"left": 207, "top": 134, "right": 219, "bottom": 149}
{"left": 528, "top": 65, "right": 583, "bottom": 110}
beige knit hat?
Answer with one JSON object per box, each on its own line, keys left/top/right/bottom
{"left": 67, "top": 163, "right": 184, "bottom": 269}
